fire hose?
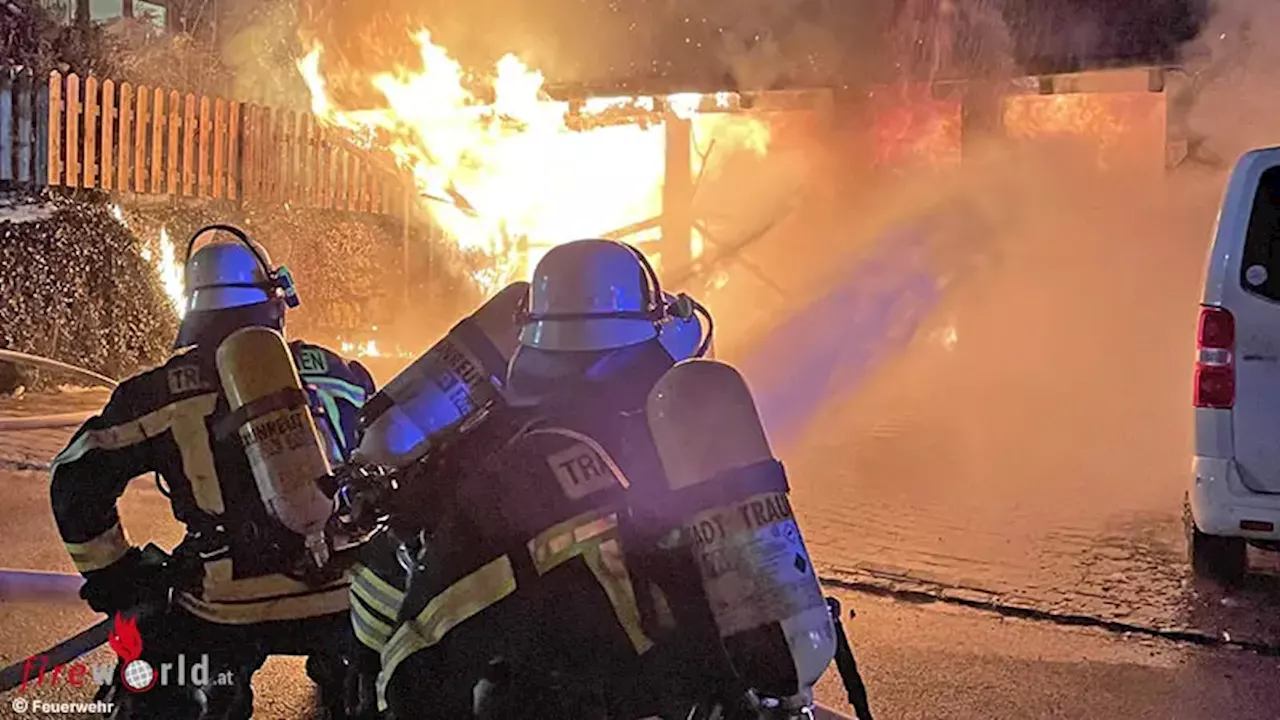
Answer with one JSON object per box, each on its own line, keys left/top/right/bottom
{"left": 0, "top": 352, "right": 118, "bottom": 692}
{"left": 0, "top": 571, "right": 104, "bottom": 693}
{"left": 0, "top": 350, "right": 118, "bottom": 431}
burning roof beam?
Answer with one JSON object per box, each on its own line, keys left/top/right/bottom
{"left": 559, "top": 89, "right": 836, "bottom": 129}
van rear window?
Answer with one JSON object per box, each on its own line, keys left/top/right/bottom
{"left": 1242, "top": 167, "right": 1280, "bottom": 301}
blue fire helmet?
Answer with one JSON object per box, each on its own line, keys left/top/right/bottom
{"left": 174, "top": 225, "right": 298, "bottom": 349}
{"left": 517, "top": 239, "right": 664, "bottom": 352}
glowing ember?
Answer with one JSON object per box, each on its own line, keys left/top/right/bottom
{"left": 298, "top": 31, "right": 770, "bottom": 291}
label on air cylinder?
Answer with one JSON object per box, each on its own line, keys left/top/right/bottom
{"left": 239, "top": 406, "right": 329, "bottom": 493}
{"left": 421, "top": 337, "right": 495, "bottom": 420}
{"left": 685, "top": 491, "right": 826, "bottom": 638}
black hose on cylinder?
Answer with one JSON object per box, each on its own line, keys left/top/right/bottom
{"left": 826, "top": 597, "right": 873, "bottom": 720}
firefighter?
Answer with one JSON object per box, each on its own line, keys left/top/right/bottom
{"left": 341, "top": 271, "right": 711, "bottom": 718}
{"left": 49, "top": 226, "right": 375, "bottom": 720}
{"left": 374, "top": 239, "right": 727, "bottom": 718}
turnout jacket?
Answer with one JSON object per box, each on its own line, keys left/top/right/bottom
{"left": 378, "top": 341, "right": 731, "bottom": 717}
{"left": 50, "top": 340, "right": 375, "bottom": 625}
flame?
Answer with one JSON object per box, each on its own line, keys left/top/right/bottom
{"left": 108, "top": 613, "right": 144, "bottom": 661}
{"left": 340, "top": 339, "right": 381, "bottom": 357}
{"left": 870, "top": 85, "right": 962, "bottom": 169}
{"left": 299, "top": 32, "right": 770, "bottom": 292}
{"left": 340, "top": 338, "right": 415, "bottom": 358}
{"left": 1002, "top": 94, "right": 1138, "bottom": 168}
{"left": 113, "top": 206, "right": 186, "bottom": 318}
{"left": 156, "top": 227, "right": 187, "bottom": 318}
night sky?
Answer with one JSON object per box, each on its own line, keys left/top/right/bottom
{"left": 1001, "top": 0, "right": 1209, "bottom": 72}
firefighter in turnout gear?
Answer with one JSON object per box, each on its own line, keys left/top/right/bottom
{"left": 340, "top": 282, "right": 532, "bottom": 719}
{"left": 49, "top": 225, "right": 376, "bottom": 720}
{"left": 376, "top": 239, "right": 724, "bottom": 718}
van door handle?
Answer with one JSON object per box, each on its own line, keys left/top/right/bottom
{"left": 1241, "top": 354, "right": 1278, "bottom": 362}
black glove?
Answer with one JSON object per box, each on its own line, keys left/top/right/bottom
{"left": 79, "top": 546, "right": 171, "bottom": 614}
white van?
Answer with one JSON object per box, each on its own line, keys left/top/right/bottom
{"left": 1190, "top": 146, "right": 1280, "bottom": 585}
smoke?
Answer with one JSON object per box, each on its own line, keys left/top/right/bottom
{"left": 687, "top": 3, "right": 1233, "bottom": 530}
{"left": 1171, "top": 0, "right": 1280, "bottom": 167}
{"left": 218, "top": 0, "right": 311, "bottom": 107}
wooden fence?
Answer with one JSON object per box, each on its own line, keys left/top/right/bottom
{"left": 0, "top": 69, "right": 405, "bottom": 214}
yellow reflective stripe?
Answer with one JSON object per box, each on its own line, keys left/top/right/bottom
{"left": 198, "top": 559, "right": 350, "bottom": 603}
{"left": 352, "top": 596, "right": 395, "bottom": 652}
{"left": 528, "top": 511, "right": 653, "bottom": 655}
{"left": 175, "top": 584, "right": 351, "bottom": 624}
{"left": 64, "top": 522, "right": 131, "bottom": 573}
{"left": 168, "top": 395, "right": 223, "bottom": 514}
{"left": 51, "top": 393, "right": 223, "bottom": 514}
{"left": 351, "top": 564, "right": 404, "bottom": 622}
{"left": 376, "top": 556, "right": 517, "bottom": 710}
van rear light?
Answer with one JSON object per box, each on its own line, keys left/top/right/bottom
{"left": 1195, "top": 306, "right": 1235, "bottom": 409}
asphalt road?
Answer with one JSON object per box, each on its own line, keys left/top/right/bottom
{"left": 1, "top": 389, "right": 1279, "bottom": 719}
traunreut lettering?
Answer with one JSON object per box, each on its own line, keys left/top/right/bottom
{"left": 241, "top": 410, "right": 307, "bottom": 447}
{"left": 738, "top": 493, "right": 793, "bottom": 531}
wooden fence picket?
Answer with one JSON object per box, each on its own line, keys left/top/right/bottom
{"left": 82, "top": 75, "right": 97, "bottom": 188}
{"left": 17, "top": 70, "right": 32, "bottom": 184}
{"left": 240, "top": 104, "right": 255, "bottom": 201}
{"left": 284, "top": 110, "right": 296, "bottom": 204}
{"left": 299, "top": 113, "right": 313, "bottom": 206}
{"left": 117, "top": 82, "right": 132, "bottom": 191}
{"left": 212, "top": 98, "right": 225, "bottom": 199}
{"left": 101, "top": 79, "right": 114, "bottom": 191}
{"left": 0, "top": 72, "right": 13, "bottom": 183}
{"left": 199, "top": 96, "right": 210, "bottom": 197}
{"left": 183, "top": 92, "right": 195, "bottom": 196}
{"left": 227, "top": 101, "right": 240, "bottom": 200}
{"left": 2, "top": 70, "right": 403, "bottom": 214}
{"left": 270, "top": 108, "right": 282, "bottom": 203}
{"left": 136, "top": 86, "right": 150, "bottom": 193}
{"left": 149, "top": 88, "right": 164, "bottom": 193}
{"left": 166, "top": 89, "right": 180, "bottom": 194}
{"left": 315, "top": 124, "right": 328, "bottom": 208}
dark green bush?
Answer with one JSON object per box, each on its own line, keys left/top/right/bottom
{"left": 0, "top": 193, "right": 177, "bottom": 391}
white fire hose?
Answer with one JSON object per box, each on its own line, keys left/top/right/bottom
{"left": 0, "top": 349, "right": 117, "bottom": 431}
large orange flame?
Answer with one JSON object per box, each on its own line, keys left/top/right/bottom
{"left": 1002, "top": 93, "right": 1158, "bottom": 170}
{"left": 298, "top": 31, "right": 771, "bottom": 292}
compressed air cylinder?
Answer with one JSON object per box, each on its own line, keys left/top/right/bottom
{"left": 354, "top": 281, "right": 528, "bottom": 467}
{"left": 647, "top": 359, "right": 835, "bottom": 705}
{"left": 658, "top": 292, "right": 710, "bottom": 362}
{"left": 216, "top": 326, "right": 334, "bottom": 565}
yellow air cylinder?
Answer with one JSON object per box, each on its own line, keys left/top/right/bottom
{"left": 216, "top": 326, "right": 334, "bottom": 567}
{"left": 647, "top": 358, "right": 835, "bottom": 708}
